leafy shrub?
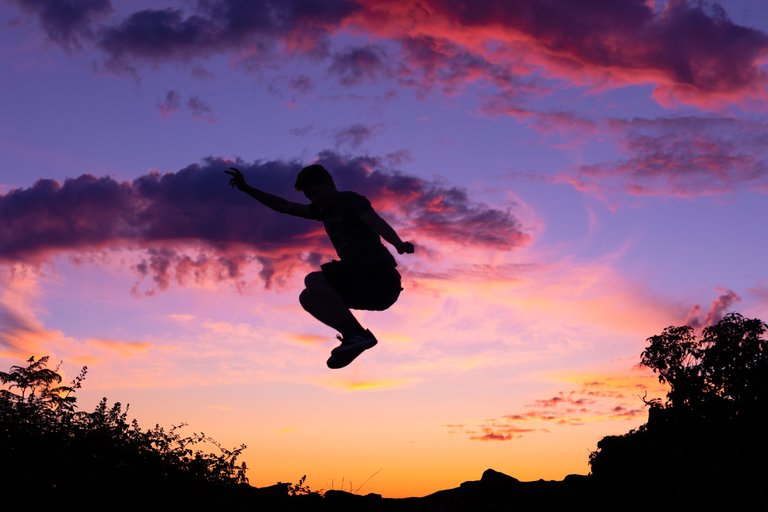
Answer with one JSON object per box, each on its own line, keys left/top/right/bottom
{"left": 589, "top": 313, "right": 768, "bottom": 508}
{"left": 0, "top": 356, "right": 249, "bottom": 507}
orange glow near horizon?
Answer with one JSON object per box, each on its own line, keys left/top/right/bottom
{"left": 0, "top": 247, "right": 677, "bottom": 497}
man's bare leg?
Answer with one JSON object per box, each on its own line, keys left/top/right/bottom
{"left": 299, "top": 272, "right": 365, "bottom": 339}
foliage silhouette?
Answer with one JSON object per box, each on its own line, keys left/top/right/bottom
{"left": 4, "top": 313, "right": 767, "bottom": 510}
{"left": 0, "top": 356, "right": 249, "bottom": 508}
{"left": 589, "top": 313, "right": 768, "bottom": 510}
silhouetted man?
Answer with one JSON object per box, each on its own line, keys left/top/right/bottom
{"left": 225, "top": 164, "right": 414, "bottom": 369}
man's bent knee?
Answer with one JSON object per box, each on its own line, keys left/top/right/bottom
{"left": 299, "top": 288, "right": 314, "bottom": 311}
{"left": 304, "top": 271, "right": 327, "bottom": 290}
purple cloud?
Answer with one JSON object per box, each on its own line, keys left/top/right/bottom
{"left": 417, "top": 0, "right": 768, "bottom": 100}
{"left": 9, "top": 1, "right": 767, "bottom": 104}
{"left": 289, "top": 74, "right": 314, "bottom": 94}
{"left": 313, "top": 151, "right": 529, "bottom": 250}
{"left": 157, "top": 91, "right": 215, "bottom": 120}
{"left": 332, "top": 123, "right": 377, "bottom": 149}
{"left": 396, "top": 35, "right": 533, "bottom": 96}
{"left": 567, "top": 116, "right": 768, "bottom": 198}
{"left": 0, "top": 151, "right": 527, "bottom": 290}
{"left": 10, "top": 0, "right": 112, "bottom": 49}
{"left": 328, "top": 44, "right": 388, "bottom": 86}
{"left": 0, "top": 304, "right": 38, "bottom": 352}
{"left": 157, "top": 90, "right": 182, "bottom": 118}
{"left": 187, "top": 95, "right": 213, "bottom": 120}
{"left": 685, "top": 289, "right": 741, "bottom": 328}
{"left": 97, "top": 0, "right": 361, "bottom": 70}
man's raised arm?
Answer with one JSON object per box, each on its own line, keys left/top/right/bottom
{"left": 225, "top": 167, "right": 314, "bottom": 218}
{"left": 360, "top": 209, "right": 415, "bottom": 255}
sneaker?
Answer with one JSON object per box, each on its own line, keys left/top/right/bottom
{"left": 332, "top": 330, "right": 378, "bottom": 354}
{"left": 327, "top": 330, "right": 378, "bottom": 369}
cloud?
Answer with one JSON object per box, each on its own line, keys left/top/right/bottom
{"left": 480, "top": 104, "right": 600, "bottom": 140}
{"left": 332, "top": 123, "right": 378, "bottom": 149}
{"left": 0, "top": 266, "right": 61, "bottom": 357}
{"left": 453, "top": 369, "right": 665, "bottom": 441}
{"left": 469, "top": 426, "right": 536, "bottom": 442}
{"left": 355, "top": 0, "right": 768, "bottom": 105}
{"left": 328, "top": 44, "right": 389, "bottom": 86}
{"left": 289, "top": 124, "right": 383, "bottom": 150}
{"left": 289, "top": 125, "right": 315, "bottom": 137}
{"left": 565, "top": 116, "right": 768, "bottom": 199}
{"left": 331, "top": 377, "right": 416, "bottom": 391}
{"left": 395, "top": 34, "right": 535, "bottom": 96}
{"left": 10, "top": 0, "right": 113, "bottom": 49}
{"left": 87, "top": 338, "right": 151, "bottom": 356}
{"left": 158, "top": 91, "right": 215, "bottom": 121}
{"left": 187, "top": 95, "right": 214, "bottom": 121}
{"left": 313, "top": 151, "right": 529, "bottom": 250}
{"left": 749, "top": 284, "right": 768, "bottom": 305}
{"left": 0, "top": 301, "right": 46, "bottom": 354}
{"left": 270, "top": 74, "right": 315, "bottom": 102}
{"left": 0, "top": 151, "right": 528, "bottom": 291}
{"left": 157, "top": 90, "right": 182, "bottom": 117}
{"left": 11, "top": 0, "right": 766, "bottom": 106}
{"left": 289, "top": 74, "right": 314, "bottom": 94}
{"left": 96, "top": 0, "right": 361, "bottom": 71}
{"left": 684, "top": 288, "right": 741, "bottom": 328}
{"left": 289, "top": 333, "right": 327, "bottom": 345}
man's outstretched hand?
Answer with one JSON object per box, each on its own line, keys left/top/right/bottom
{"left": 397, "top": 241, "right": 415, "bottom": 254}
{"left": 225, "top": 167, "right": 246, "bottom": 190}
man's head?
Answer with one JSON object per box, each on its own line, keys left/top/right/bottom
{"left": 295, "top": 164, "right": 336, "bottom": 202}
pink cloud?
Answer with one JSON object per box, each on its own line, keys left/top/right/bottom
{"left": 289, "top": 333, "right": 327, "bottom": 345}
{"left": 452, "top": 369, "right": 665, "bottom": 441}
{"left": 157, "top": 90, "right": 181, "bottom": 118}
{"left": 684, "top": 288, "right": 742, "bottom": 328}
{"left": 470, "top": 426, "right": 535, "bottom": 442}
{"left": 394, "top": 35, "right": 536, "bottom": 96}
{"left": 749, "top": 284, "right": 768, "bottom": 305}
{"left": 10, "top": 0, "right": 113, "bottom": 50}
{"left": 0, "top": 267, "right": 63, "bottom": 358}
{"left": 0, "top": 300, "right": 51, "bottom": 356}
{"left": 347, "top": 0, "right": 768, "bottom": 107}
{"left": 11, "top": 1, "right": 766, "bottom": 106}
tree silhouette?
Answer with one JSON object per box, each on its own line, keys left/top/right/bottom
{"left": 0, "top": 356, "right": 250, "bottom": 508}
{"left": 4, "top": 313, "right": 767, "bottom": 512}
{"left": 640, "top": 313, "right": 768, "bottom": 416}
{"left": 589, "top": 313, "right": 768, "bottom": 509}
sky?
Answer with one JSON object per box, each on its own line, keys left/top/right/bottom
{"left": 1, "top": 0, "right": 768, "bottom": 498}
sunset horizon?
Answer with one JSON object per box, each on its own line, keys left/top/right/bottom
{"left": 2, "top": 0, "right": 767, "bottom": 498}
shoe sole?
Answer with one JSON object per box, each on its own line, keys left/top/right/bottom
{"left": 326, "top": 339, "right": 377, "bottom": 369}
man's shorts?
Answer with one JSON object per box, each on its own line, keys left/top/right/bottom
{"left": 320, "top": 260, "right": 402, "bottom": 311}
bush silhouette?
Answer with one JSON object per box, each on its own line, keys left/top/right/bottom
{"left": 589, "top": 313, "right": 768, "bottom": 508}
{"left": 4, "top": 313, "right": 767, "bottom": 510}
{"left": 0, "top": 356, "right": 249, "bottom": 508}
